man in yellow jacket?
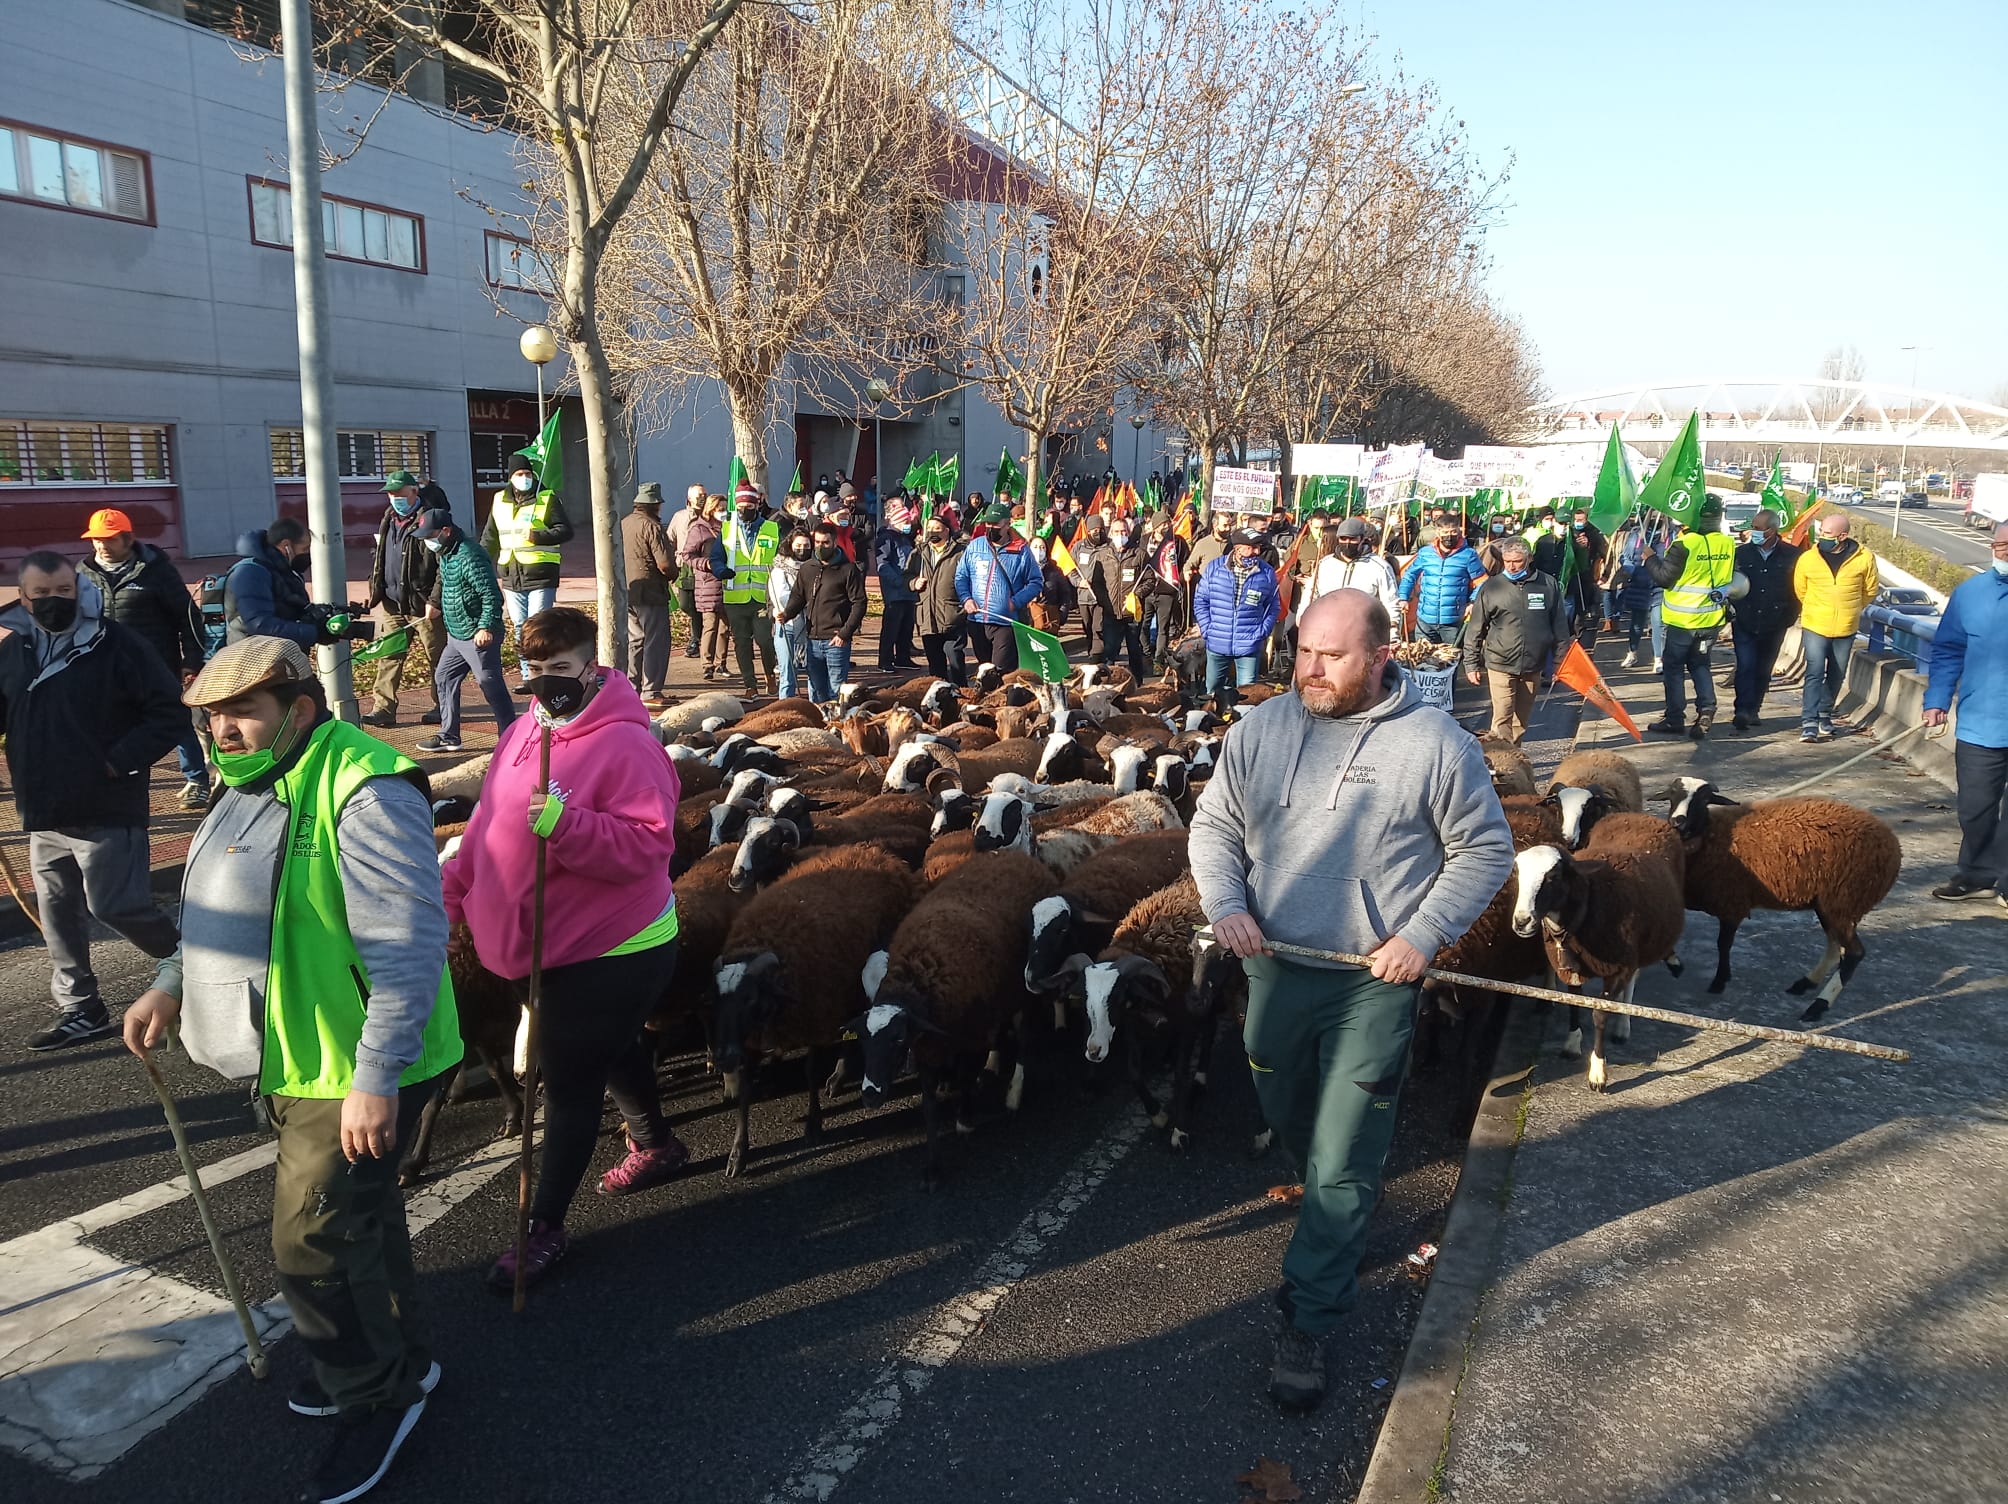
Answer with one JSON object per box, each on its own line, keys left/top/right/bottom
{"left": 1792, "top": 513, "right": 1880, "bottom": 742}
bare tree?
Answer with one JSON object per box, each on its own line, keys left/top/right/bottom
{"left": 328, "top": 0, "right": 744, "bottom": 662}
{"left": 943, "top": 0, "right": 1204, "bottom": 528}
{"left": 1814, "top": 343, "right": 1867, "bottom": 424}
{"left": 591, "top": 0, "right": 958, "bottom": 492}
{"left": 1130, "top": 10, "right": 1495, "bottom": 512}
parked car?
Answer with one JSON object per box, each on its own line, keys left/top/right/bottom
{"left": 1901, "top": 489, "right": 1929, "bottom": 508}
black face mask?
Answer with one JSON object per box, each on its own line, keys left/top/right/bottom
{"left": 1337, "top": 542, "right": 1363, "bottom": 560}
{"left": 288, "top": 550, "right": 310, "bottom": 575}
{"left": 816, "top": 544, "right": 841, "bottom": 563}
{"left": 28, "top": 595, "right": 78, "bottom": 632}
{"left": 987, "top": 525, "right": 1009, "bottom": 543}
{"left": 522, "top": 671, "right": 592, "bottom": 719}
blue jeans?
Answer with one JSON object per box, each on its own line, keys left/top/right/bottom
{"left": 174, "top": 722, "right": 209, "bottom": 791}
{"left": 434, "top": 634, "right": 518, "bottom": 744}
{"left": 774, "top": 617, "right": 807, "bottom": 700}
{"left": 501, "top": 585, "right": 557, "bottom": 629}
{"left": 1415, "top": 621, "right": 1458, "bottom": 646}
{"left": 1801, "top": 629, "right": 1854, "bottom": 730}
{"left": 805, "top": 638, "right": 851, "bottom": 703}
{"left": 1731, "top": 623, "right": 1791, "bottom": 718}
{"left": 1205, "top": 650, "right": 1261, "bottom": 708}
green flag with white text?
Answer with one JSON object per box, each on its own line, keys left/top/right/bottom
{"left": 1012, "top": 621, "right": 1070, "bottom": 682}
{"left": 938, "top": 453, "right": 960, "bottom": 499}
{"left": 1637, "top": 410, "right": 1706, "bottom": 528}
{"left": 1760, "top": 452, "right": 1790, "bottom": 523}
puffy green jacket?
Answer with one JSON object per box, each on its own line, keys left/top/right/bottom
{"left": 432, "top": 536, "right": 505, "bottom": 639}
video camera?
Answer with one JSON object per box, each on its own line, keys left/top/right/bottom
{"left": 306, "top": 602, "right": 377, "bottom": 647}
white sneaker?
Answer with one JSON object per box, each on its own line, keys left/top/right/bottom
{"left": 1619, "top": 651, "right": 1637, "bottom": 669}
{"left": 1650, "top": 657, "right": 1662, "bottom": 674}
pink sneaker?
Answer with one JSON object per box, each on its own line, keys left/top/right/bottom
{"left": 597, "top": 1137, "right": 690, "bottom": 1197}
{"left": 487, "top": 1220, "right": 568, "bottom": 1293}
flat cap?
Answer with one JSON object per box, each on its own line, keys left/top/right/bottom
{"left": 185, "top": 635, "right": 314, "bottom": 708}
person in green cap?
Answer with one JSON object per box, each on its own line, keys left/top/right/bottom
{"left": 362, "top": 469, "right": 446, "bottom": 728}
{"left": 954, "top": 500, "right": 1043, "bottom": 671}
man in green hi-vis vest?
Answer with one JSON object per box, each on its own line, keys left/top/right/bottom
{"left": 125, "top": 635, "right": 460, "bottom": 1504}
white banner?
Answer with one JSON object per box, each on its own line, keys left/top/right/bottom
{"left": 1213, "top": 465, "right": 1279, "bottom": 507}
{"left": 1290, "top": 443, "right": 1366, "bottom": 480}
{"left": 1363, "top": 444, "right": 1427, "bottom": 510}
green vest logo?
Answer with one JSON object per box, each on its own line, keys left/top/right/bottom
{"left": 289, "top": 809, "right": 320, "bottom": 861}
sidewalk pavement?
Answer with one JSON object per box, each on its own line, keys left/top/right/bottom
{"left": 1374, "top": 638, "right": 2008, "bottom": 1503}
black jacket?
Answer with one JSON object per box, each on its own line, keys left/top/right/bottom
{"left": 781, "top": 555, "right": 868, "bottom": 640}
{"left": 0, "top": 597, "right": 186, "bottom": 832}
{"left": 368, "top": 506, "right": 441, "bottom": 617}
{"left": 79, "top": 543, "right": 205, "bottom": 678}
{"left": 1732, "top": 538, "right": 1803, "bottom": 637}
{"left": 1463, "top": 569, "right": 1567, "bottom": 677}
{"left": 224, "top": 531, "right": 319, "bottom": 648}
{"left": 1084, "top": 541, "right": 1147, "bottom": 616}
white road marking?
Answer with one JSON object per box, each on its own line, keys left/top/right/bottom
{"left": 762, "top": 1109, "right": 1148, "bottom": 1503}
{"left": 0, "top": 1125, "right": 532, "bottom": 1480}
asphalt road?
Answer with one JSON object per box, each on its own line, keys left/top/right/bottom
{"left": 0, "top": 908, "right": 1495, "bottom": 1504}
{"left": 1835, "top": 498, "right": 1993, "bottom": 572}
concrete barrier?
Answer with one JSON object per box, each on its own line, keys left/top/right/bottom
{"left": 1839, "top": 646, "right": 1956, "bottom": 788}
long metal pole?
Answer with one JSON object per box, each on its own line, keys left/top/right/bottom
{"left": 279, "top": 0, "right": 356, "bottom": 722}
{"left": 535, "top": 361, "right": 546, "bottom": 434}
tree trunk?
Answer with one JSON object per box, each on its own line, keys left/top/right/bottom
{"left": 1022, "top": 433, "right": 1047, "bottom": 536}
{"left": 571, "top": 323, "right": 630, "bottom": 669}
{"left": 725, "top": 374, "right": 770, "bottom": 494}
{"left": 1198, "top": 449, "right": 1219, "bottom": 524}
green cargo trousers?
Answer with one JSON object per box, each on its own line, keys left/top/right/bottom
{"left": 268, "top": 1073, "right": 450, "bottom": 1413}
{"left": 1243, "top": 954, "right": 1417, "bottom": 1337}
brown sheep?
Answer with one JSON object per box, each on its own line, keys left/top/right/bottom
{"left": 1549, "top": 748, "right": 1644, "bottom": 814}
{"left": 1479, "top": 737, "right": 1537, "bottom": 798}
{"left": 862, "top": 851, "right": 1062, "bottom": 1184}
{"left": 1024, "top": 829, "right": 1191, "bottom": 989}
{"left": 733, "top": 697, "right": 826, "bottom": 738}
{"left": 1511, "top": 843, "right": 1686, "bottom": 1091}
{"left": 1666, "top": 779, "right": 1901, "bottom": 1020}
{"left": 713, "top": 845, "right": 924, "bottom": 1176}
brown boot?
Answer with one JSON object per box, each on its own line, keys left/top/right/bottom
{"left": 765, "top": 672, "right": 779, "bottom": 698}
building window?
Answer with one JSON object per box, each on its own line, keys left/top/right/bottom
{"left": 0, "top": 119, "right": 152, "bottom": 223}
{"left": 0, "top": 420, "right": 172, "bottom": 485}
{"left": 248, "top": 179, "right": 424, "bottom": 272}
{"left": 484, "top": 230, "right": 547, "bottom": 292}
{"left": 269, "top": 428, "right": 431, "bottom": 481}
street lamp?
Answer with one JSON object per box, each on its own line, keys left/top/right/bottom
{"left": 1893, "top": 343, "right": 1930, "bottom": 539}
{"left": 1129, "top": 412, "right": 1145, "bottom": 481}
{"left": 520, "top": 324, "right": 558, "bottom": 432}
{"left": 865, "top": 378, "right": 891, "bottom": 502}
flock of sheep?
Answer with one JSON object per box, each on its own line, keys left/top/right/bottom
{"left": 403, "top": 658, "right": 1904, "bottom": 1187}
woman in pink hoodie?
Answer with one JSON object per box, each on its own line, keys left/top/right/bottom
{"left": 441, "top": 606, "right": 683, "bottom": 1291}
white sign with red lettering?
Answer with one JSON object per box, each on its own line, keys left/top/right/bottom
{"left": 1212, "top": 466, "right": 1278, "bottom": 507}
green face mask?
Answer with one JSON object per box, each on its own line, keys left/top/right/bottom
{"left": 213, "top": 711, "right": 305, "bottom": 787}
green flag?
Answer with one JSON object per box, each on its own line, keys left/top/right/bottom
{"left": 1760, "top": 451, "right": 1790, "bottom": 522}
{"left": 523, "top": 406, "right": 564, "bottom": 494}
{"left": 1590, "top": 423, "right": 1639, "bottom": 536}
{"left": 1012, "top": 621, "right": 1070, "bottom": 682}
{"left": 995, "top": 448, "right": 1024, "bottom": 500}
{"left": 727, "top": 454, "right": 748, "bottom": 498}
{"left": 901, "top": 458, "right": 924, "bottom": 495}
{"left": 790, "top": 462, "right": 804, "bottom": 495}
{"left": 1637, "top": 410, "right": 1706, "bottom": 528}
{"left": 938, "top": 453, "right": 960, "bottom": 499}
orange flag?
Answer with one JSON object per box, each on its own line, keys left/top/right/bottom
{"left": 1273, "top": 523, "right": 1311, "bottom": 614}
{"left": 1171, "top": 497, "right": 1196, "bottom": 542}
{"left": 1087, "top": 484, "right": 1108, "bottom": 516}
{"left": 1783, "top": 497, "right": 1829, "bottom": 549}
{"left": 1555, "top": 639, "right": 1642, "bottom": 741}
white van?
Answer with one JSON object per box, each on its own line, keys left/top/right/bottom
{"left": 1876, "top": 480, "right": 1904, "bottom": 503}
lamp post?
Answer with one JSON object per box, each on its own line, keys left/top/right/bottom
{"left": 1894, "top": 343, "right": 1929, "bottom": 539}
{"left": 521, "top": 325, "right": 558, "bottom": 435}
{"left": 1129, "top": 412, "right": 1145, "bottom": 484}
{"left": 866, "top": 377, "right": 891, "bottom": 506}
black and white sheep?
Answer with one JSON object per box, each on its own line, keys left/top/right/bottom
{"left": 1024, "top": 828, "right": 1193, "bottom": 991}
{"left": 1664, "top": 777, "right": 1902, "bottom": 1020}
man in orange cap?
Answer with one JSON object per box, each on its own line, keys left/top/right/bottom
{"left": 79, "top": 507, "right": 212, "bottom": 808}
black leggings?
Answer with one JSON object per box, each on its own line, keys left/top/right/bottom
{"left": 517, "top": 938, "right": 677, "bottom": 1227}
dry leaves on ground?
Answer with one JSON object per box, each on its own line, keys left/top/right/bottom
{"left": 1237, "top": 1455, "right": 1305, "bottom": 1502}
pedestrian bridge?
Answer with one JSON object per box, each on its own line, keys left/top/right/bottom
{"left": 1529, "top": 379, "right": 2008, "bottom": 453}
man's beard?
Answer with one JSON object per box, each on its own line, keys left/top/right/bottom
{"left": 1297, "top": 663, "right": 1381, "bottom": 718}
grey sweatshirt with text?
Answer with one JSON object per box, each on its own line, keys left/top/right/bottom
{"left": 1188, "top": 668, "right": 1513, "bottom": 967}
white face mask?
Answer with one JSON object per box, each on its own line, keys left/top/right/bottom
{"left": 424, "top": 537, "right": 446, "bottom": 553}
{"left": 1994, "top": 557, "right": 2008, "bottom": 578}
{"left": 511, "top": 474, "right": 536, "bottom": 494}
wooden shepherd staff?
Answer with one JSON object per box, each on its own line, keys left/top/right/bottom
{"left": 514, "top": 721, "right": 554, "bottom": 1313}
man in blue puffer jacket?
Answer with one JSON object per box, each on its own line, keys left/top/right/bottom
{"left": 1396, "top": 525, "right": 1486, "bottom": 644}
{"left": 955, "top": 501, "right": 1044, "bottom": 671}
{"left": 1924, "top": 524, "right": 2008, "bottom": 906}
{"left": 1195, "top": 529, "right": 1281, "bottom": 710}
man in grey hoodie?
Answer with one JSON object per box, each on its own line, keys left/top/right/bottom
{"left": 1190, "top": 589, "right": 1512, "bottom": 1409}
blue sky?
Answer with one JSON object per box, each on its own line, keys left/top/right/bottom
{"left": 1360, "top": 0, "right": 2008, "bottom": 404}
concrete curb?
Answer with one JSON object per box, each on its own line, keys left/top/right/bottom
{"left": 1354, "top": 1001, "right": 1544, "bottom": 1504}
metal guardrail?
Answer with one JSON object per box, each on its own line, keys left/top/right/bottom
{"left": 1861, "top": 602, "right": 1940, "bottom": 667}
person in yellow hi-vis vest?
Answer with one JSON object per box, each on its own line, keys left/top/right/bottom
{"left": 124, "top": 636, "right": 459, "bottom": 1504}
{"left": 1642, "top": 493, "right": 1736, "bottom": 739}
{"left": 478, "top": 450, "right": 573, "bottom": 670}
{"left": 719, "top": 481, "right": 781, "bottom": 696}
